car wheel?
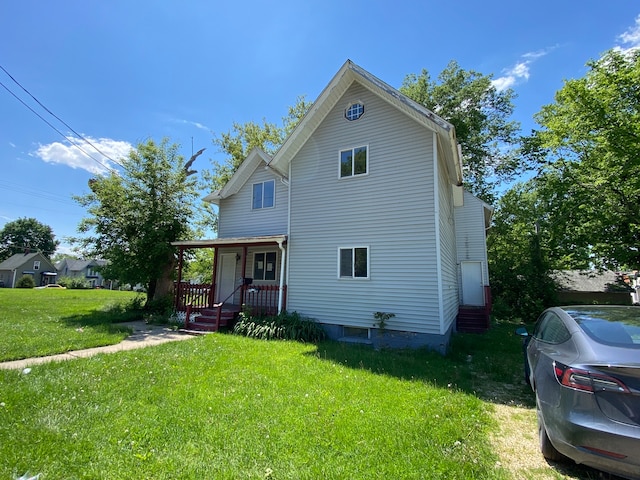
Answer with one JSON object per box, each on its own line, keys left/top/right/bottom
{"left": 536, "top": 396, "right": 567, "bottom": 462}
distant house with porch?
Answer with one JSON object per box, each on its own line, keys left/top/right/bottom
{"left": 173, "top": 60, "right": 492, "bottom": 352}
{"left": 55, "top": 258, "right": 113, "bottom": 288}
{"left": 0, "top": 252, "right": 57, "bottom": 287}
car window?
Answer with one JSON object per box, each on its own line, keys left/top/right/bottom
{"left": 532, "top": 312, "right": 571, "bottom": 344}
{"left": 566, "top": 307, "right": 640, "bottom": 348}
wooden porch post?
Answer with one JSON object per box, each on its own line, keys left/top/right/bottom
{"left": 210, "top": 247, "right": 219, "bottom": 307}
{"left": 239, "top": 245, "right": 248, "bottom": 306}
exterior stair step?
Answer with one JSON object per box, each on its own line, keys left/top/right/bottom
{"left": 456, "top": 307, "right": 490, "bottom": 333}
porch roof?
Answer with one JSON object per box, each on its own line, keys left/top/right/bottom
{"left": 172, "top": 235, "right": 287, "bottom": 249}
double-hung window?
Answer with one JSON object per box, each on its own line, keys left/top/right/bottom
{"left": 339, "top": 247, "right": 369, "bottom": 279}
{"left": 254, "top": 252, "right": 277, "bottom": 281}
{"left": 33, "top": 261, "right": 40, "bottom": 271}
{"left": 252, "top": 180, "right": 275, "bottom": 209}
{"left": 340, "top": 146, "right": 368, "bottom": 178}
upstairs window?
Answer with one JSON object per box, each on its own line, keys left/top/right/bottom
{"left": 340, "top": 146, "right": 368, "bottom": 178}
{"left": 339, "top": 247, "right": 369, "bottom": 279}
{"left": 252, "top": 179, "right": 275, "bottom": 209}
{"left": 33, "top": 261, "right": 40, "bottom": 271}
{"left": 345, "top": 102, "right": 364, "bottom": 121}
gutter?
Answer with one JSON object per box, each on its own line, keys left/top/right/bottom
{"left": 277, "top": 238, "right": 286, "bottom": 313}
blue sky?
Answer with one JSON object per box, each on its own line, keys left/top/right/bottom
{"left": 1, "top": 1, "right": 639, "bottom": 254}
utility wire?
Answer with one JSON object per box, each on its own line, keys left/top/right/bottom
{"left": 0, "top": 79, "right": 119, "bottom": 175}
{"left": 0, "top": 64, "right": 125, "bottom": 169}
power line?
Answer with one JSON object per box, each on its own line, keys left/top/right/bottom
{"left": 0, "top": 64, "right": 125, "bottom": 169}
{"left": 0, "top": 79, "right": 119, "bottom": 175}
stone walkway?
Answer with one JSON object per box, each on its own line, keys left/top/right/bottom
{"left": 0, "top": 321, "right": 194, "bottom": 370}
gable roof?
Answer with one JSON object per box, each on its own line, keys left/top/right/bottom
{"left": 268, "top": 60, "right": 463, "bottom": 186}
{"left": 0, "top": 252, "right": 51, "bottom": 270}
{"left": 203, "top": 147, "right": 277, "bottom": 205}
{"left": 55, "top": 258, "right": 107, "bottom": 272}
{"left": 553, "top": 270, "right": 632, "bottom": 293}
{"left": 204, "top": 61, "right": 464, "bottom": 205}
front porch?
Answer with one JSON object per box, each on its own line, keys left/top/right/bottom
{"left": 172, "top": 235, "right": 288, "bottom": 332}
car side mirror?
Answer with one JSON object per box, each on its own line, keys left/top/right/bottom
{"left": 515, "top": 327, "right": 529, "bottom": 337}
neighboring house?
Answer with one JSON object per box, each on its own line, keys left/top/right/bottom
{"left": 553, "top": 270, "right": 633, "bottom": 305}
{"left": 0, "top": 252, "right": 57, "bottom": 288}
{"left": 55, "top": 258, "right": 112, "bottom": 288}
{"left": 173, "top": 60, "right": 493, "bottom": 351}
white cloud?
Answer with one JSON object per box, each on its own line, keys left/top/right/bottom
{"left": 175, "top": 118, "right": 211, "bottom": 131}
{"left": 492, "top": 49, "right": 551, "bottom": 91}
{"left": 615, "top": 15, "right": 640, "bottom": 53}
{"left": 35, "top": 136, "right": 133, "bottom": 175}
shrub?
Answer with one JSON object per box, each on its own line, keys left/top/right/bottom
{"left": 16, "top": 276, "right": 35, "bottom": 288}
{"left": 233, "top": 309, "right": 325, "bottom": 343}
{"left": 143, "top": 295, "right": 174, "bottom": 324}
{"left": 57, "top": 276, "right": 91, "bottom": 289}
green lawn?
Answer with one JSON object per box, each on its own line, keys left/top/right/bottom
{"left": 0, "top": 289, "right": 545, "bottom": 479}
{"left": 0, "top": 288, "right": 143, "bottom": 361}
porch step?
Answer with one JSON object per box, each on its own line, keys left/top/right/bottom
{"left": 186, "top": 306, "right": 241, "bottom": 332}
{"left": 456, "top": 307, "right": 490, "bottom": 333}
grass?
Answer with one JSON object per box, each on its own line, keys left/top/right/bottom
{"left": 0, "top": 289, "right": 142, "bottom": 361}
{"left": 0, "top": 290, "right": 614, "bottom": 479}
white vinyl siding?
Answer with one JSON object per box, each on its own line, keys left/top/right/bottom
{"left": 455, "top": 190, "right": 490, "bottom": 295}
{"left": 437, "top": 150, "right": 459, "bottom": 334}
{"left": 287, "top": 83, "right": 442, "bottom": 335}
{"left": 218, "top": 167, "right": 288, "bottom": 238}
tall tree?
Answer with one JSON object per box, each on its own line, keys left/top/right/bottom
{"left": 205, "top": 95, "right": 312, "bottom": 192}
{"left": 73, "top": 138, "right": 201, "bottom": 304}
{"left": 400, "top": 61, "right": 522, "bottom": 202}
{"left": 0, "top": 217, "right": 59, "bottom": 261}
{"left": 530, "top": 48, "right": 640, "bottom": 269}
{"left": 488, "top": 181, "right": 561, "bottom": 319}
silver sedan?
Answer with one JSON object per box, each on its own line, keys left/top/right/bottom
{"left": 518, "top": 305, "right": 640, "bottom": 480}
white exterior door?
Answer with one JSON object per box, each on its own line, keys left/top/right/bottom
{"left": 461, "top": 261, "right": 484, "bottom": 306}
{"left": 216, "top": 253, "right": 237, "bottom": 303}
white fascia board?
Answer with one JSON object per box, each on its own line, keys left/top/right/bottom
{"left": 202, "top": 147, "right": 272, "bottom": 204}
{"left": 269, "top": 60, "right": 463, "bottom": 186}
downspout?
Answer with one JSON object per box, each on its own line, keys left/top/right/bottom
{"left": 12, "top": 269, "right": 17, "bottom": 288}
{"left": 277, "top": 239, "right": 286, "bottom": 313}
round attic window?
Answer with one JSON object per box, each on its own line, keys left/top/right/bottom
{"left": 345, "top": 102, "right": 364, "bottom": 121}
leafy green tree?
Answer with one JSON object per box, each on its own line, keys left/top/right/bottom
{"left": 488, "top": 182, "right": 558, "bottom": 320}
{"left": 529, "top": 49, "right": 640, "bottom": 269}
{"left": 205, "top": 95, "right": 312, "bottom": 192}
{"left": 0, "top": 217, "right": 59, "bottom": 261}
{"left": 73, "top": 138, "right": 201, "bottom": 304}
{"left": 400, "top": 61, "right": 522, "bottom": 202}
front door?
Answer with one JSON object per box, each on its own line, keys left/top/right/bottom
{"left": 216, "top": 253, "right": 237, "bottom": 303}
{"left": 461, "top": 261, "right": 484, "bottom": 306}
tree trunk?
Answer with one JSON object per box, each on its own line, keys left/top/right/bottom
{"left": 152, "top": 253, "right": 176, "bottom": 302}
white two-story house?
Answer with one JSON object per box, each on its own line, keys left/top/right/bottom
{"left": 173, "top": 60, "right": 492, "bottom": 352}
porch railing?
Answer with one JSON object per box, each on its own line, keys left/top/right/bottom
{"left": 174, "top": 283, "right": 211, "bottom": 312}
{"left": 174, "top": 282, "right": 286, "bottom": 315}
{"left": 243, "top": 284, "right": 287, "bottom": 316}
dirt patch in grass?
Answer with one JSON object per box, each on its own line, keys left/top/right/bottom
{"left": 487, "top": 391, "right": 624, "bottom": 479}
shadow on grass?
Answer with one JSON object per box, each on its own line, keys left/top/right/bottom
{"left": 60, "top": 302, "right": 145, "bottom": 336}
{"left": 307, "top": 317, "right": 535, "bottom": 408}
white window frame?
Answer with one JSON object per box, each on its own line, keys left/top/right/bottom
{"left": 345, "top": 101, "right": 365, "bottom": 121}
{"left": 337, "top": 246, "right": 370, "bottom": 279}
{"left": 252, "top": 179, "right": 275, "bottom": 210}
{"left": 338, "top": 145, "right": 369, "bottom": 179}
{"left": 33, "top": 261, "right": 40, "bottom": 271}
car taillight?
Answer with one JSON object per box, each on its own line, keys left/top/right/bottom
{"left": 553, "top": 362, "right": 630, "bottom": 393}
